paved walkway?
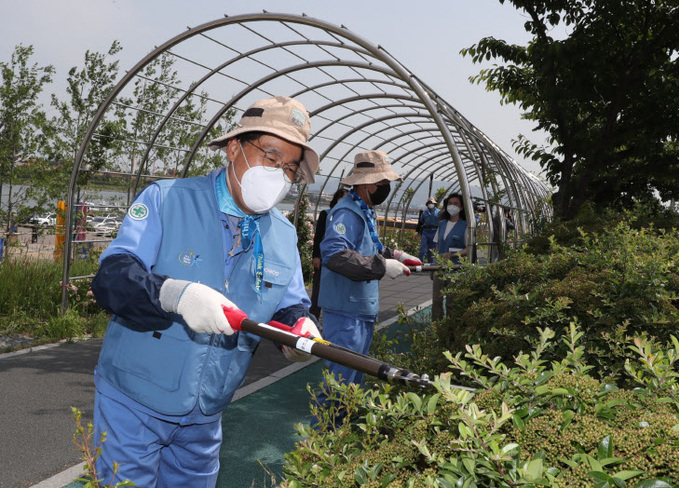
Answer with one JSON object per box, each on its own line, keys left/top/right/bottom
{"left": 0, "top": 273, "right": 434, "bottom": 488}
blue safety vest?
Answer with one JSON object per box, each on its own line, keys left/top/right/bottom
{"left": 318, "top": 196, "right": 380, "bottom": 316}
{"left": 437, "top": 219, "right": 467, "bottom": 264}
{"left": 96, "top": 175, "right": 298, "bottom": 416}
{"left": 420, "top": 208, "right": 439, "bottom": 229}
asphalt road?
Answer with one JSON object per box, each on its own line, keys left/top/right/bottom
{"left": 0, "top": 340, "right": 102, "bottom": 488}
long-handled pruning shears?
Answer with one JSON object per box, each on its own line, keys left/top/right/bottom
{"left": 221, "top": 306, "right": 460, "bottom": 389}
{"left": 406, "top": 264, "right": 462, "bottom": 273}
{"left": 407, "top": 265, "right": 440, "bottom": 273}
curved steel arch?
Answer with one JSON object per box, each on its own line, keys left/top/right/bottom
{"left": 62, "top": 11, "right": 552, "bottom": 310}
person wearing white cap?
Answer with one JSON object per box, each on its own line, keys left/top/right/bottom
{"left": 417, "top": 196, "right": 440, "bottom": 263}
{"left": 314, "top": 150, "right": 422, "bottom": 427}
{"left": 90, "top": 96, "right": 322, "bottom": 486}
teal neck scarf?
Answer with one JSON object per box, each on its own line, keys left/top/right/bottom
{"left": 216, "top": 170, "right": 265, "bottom": 297}
{"left": 350, "top": 189, "right": 383, "bottom": 252}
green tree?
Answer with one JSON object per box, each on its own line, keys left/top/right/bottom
{"left": 163, "top": 91, "right": 228, "bottom": 179}
{"left": 0, "top": 44, "right": 54, "bottom": 233}
{"left": 48, "top": 40, "right": 126, "bottom": 201}
{"left": 462, "top": 1, "right": 679, "bottom": 219}
{"left": 117, "top": 53, "right": 227, "bottom": 201}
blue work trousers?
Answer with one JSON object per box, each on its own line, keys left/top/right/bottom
{"left": 313, "top": 310, "right": 375, "bottom": 427}
{"left": 94, "top": 390, "right": 222, "bottom": 487}
{"left": 419, "top": 228, "right": 437, "bottom": 263}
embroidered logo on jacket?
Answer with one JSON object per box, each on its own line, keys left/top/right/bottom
{"left": 178, "top": 249, "right": 201, "bottom": 267}
{"left": 128, "top": 203, "right": 149, "bottom": 220}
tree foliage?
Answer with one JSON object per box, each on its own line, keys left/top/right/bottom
{"left": 0, "top": 44, "right": 54, "bottom": 232}
{"left": 0, "top": 40, "right": 233, "bottom": 226}
{"left": 44, "top": 40, "right": 127, "bottom": 211}
{"left": 116, "top": 52, "right": 228, "bottom": 203}
{"left": 462, "top": 1, "right": 679, "bottom": 219}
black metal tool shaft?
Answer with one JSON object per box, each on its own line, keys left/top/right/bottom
{"left": 406, "top": 264, "right": 461, "bottom": 272}
{"left": 223, "top": 306, "right": 473, "bottom": 391}
{"left": 407, "top": 265, "right": 440, "bottom": 272}
{"left": 245, "top": 318, "right": 434, "bottom": 387}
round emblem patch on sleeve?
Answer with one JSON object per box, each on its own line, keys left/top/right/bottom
{"left": 128, "top": 203, "right": 149, "bottom": 220}
{"left": 334, "top": 222, "right": 347, "bottom": 235}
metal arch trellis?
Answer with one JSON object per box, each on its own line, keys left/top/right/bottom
{"left": 61, "top": 11, "right": 552, "bottom": 312}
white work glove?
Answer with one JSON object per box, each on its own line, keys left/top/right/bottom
{"left": 384, "top": 259, "right": 411, "bottom": 279}
{"left": 159, "top": 278, "right": 237, "bottom": 335}
{"left": 393, "top": 249, "right": 423, "bottom": 266}
{"left": 281, "top": 317, "right": 321, "bottom": 362}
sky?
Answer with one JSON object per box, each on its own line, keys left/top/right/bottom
{"left": 0, "top": 0, "right": 551, "bottom": 177}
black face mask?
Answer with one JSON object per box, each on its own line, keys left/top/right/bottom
{"left": 369, "top": 182, "right": 391, "bottom": 206}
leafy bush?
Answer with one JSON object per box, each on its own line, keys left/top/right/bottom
{"left": 425, "top": 215, "right": 679, "bottom": 382}
{"left": 281, "top": 327, "right": 679, "bottom": 487}
{"left": 285, "top": 194, "right": 314, "bottom": 284}
{"left": 382, "top": 228, "right": 421, "bottom": 257}
{"left": 525, "top": 201, "right": 679, "bottom": 255}
{"left": 0, "top": 253, "right": 104, "bottom": 342}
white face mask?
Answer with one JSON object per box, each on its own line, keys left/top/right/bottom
{"left": 233, "top": 142, "right": 292, "bottom": 213}
{"left": 427, "top": 204, "right": 435, "bottom": 210}
{"left": 447, "top": 204, "right": 461, "bottom": 217}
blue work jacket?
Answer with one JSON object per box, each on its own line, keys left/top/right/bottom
{"left": 318, "top": 196, "right": 380, "bottom": 317}
{"left": 96, "top": 174, "right": 298, "bottom": 416}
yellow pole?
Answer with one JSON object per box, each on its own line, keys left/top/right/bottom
{"left": 54, "top": 201, "right": 66, "bottom": 262}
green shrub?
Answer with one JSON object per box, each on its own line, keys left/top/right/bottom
{"left": 424, "top": 216, "right": 679, "bottom": 382}
{"left": 282, "top": 327, "right": 679, "bottom": 487}
{"left": 285, "top": 194, "right": 314, "bottom": 284}
{"left": 382, "top": 228, "right": 421, "bottom": 257}
{"left": 0, "top": 253, "right": 102, "bottom": 340}
{"left": 38, "top": 308, "right": 86, "bottom": 341}
{"left": 525, "top": 201, "right": 679, "bottom": 255}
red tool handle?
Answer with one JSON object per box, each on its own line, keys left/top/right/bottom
{"left": 267, "top": 319, "right": 313, "bottom": 337}
{"left": 222, "top": 305, "right": 248, "bottom": 331}
{"left": 222, "top": 306, "right": 312, "bottom": 338}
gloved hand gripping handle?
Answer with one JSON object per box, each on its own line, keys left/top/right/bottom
{"left": 222, "top": 306, "right": 314, "bottom": 338}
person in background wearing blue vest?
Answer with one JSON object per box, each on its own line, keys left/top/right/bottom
{"left": 315, "top": 150, "right": 422, "bottom": 427}
{"left": 431, "top": 192, "right": 469, "bottom": 321}
{"left": 90, "top": 96, "right": 322, "bottom": 487}
{"left": 417, "top": 196, "right": 439, "bottom": 263}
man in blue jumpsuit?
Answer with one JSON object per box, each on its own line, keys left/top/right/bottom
{"left": 91, "top": 96, "right": 322, "bottom": 487}
{"left": 417, "top": 196, "right": 439, "bottom": 263}
{"left": 315, "top": 150, "right": 422, "bottom": 427}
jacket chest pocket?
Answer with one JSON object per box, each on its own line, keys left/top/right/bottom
{"left": 252, "top": 257, "right": 294, "bottom": 300}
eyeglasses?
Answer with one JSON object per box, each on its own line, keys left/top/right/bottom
{"left": 245, "top": 140, "right": 303, "bottom": 184}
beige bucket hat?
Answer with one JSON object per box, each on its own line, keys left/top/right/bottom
{"left": 340, "top": 150, "right": 402, "bottom": 186}
{"left": 208, "top": 96, "right": 319, "bottom": 184}
{"left": 426, "top": 196, "right": 437, "bottom": 205}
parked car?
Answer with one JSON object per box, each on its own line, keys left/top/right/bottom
{"left": 30, "top": 213, "right": 57, "bottom": 227}
{"left": 92, "top": 214, "right": 125, "bottom": 236}
{"left": 87, "top": 214, "right": 115, "bottom": 231}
